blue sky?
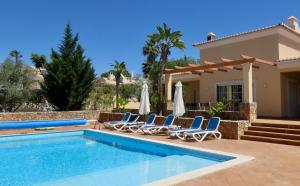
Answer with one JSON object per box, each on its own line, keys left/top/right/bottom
{"left": 0, "top": 0, "right": 299, "bottom": 76}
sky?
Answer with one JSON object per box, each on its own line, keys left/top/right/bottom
{"left": 0, "top": 0, "right": 300, "bottom": 76}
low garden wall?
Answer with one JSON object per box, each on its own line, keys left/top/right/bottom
{"left": 114, "top": 102, "right": 257, "bottom": 122}
{"left": 99, "top": 112, "right": 250, "bottom": 139}
{"left": 0, "top": 111, "right": 250, "bottom": 139}
{"left": 0, "top": 111, "right": 100, "bottom": 121}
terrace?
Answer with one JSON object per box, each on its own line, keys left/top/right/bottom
{"left": 163, "top": 55, "right": 276, "bottom": 122}
{"left": 0, "top": 122, "right": 299, "bottom": 186}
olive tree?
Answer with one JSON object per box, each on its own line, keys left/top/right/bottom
{"left": 0, "top": 57, "right": 35, "bottom": 112}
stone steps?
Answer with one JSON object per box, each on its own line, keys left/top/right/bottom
{"left": 241, "top": 135, "right": 300, "bottom": 146}
{"left": 244, "top": 130, "right": 300, "bottom": 140}
{"left": 251, "top": 122, "right": 300, "bottom": 129}
{"left": 241, "top": 121, "right": 300, "bottom": 146}
{"left": 248, "top": 126, "right": 300, "bottom": 135}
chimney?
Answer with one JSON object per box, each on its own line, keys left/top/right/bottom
{"left": 207, "top": 32, "right": 216, "bottom": 41}
{"left": 288, "top": 16, "right": 299, "bottom": 30}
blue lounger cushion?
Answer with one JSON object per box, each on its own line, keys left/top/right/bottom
{"left": 0, "top": 118, "right": 87, "bottom": 130}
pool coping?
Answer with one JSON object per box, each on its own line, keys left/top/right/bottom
{"left": 0, "top": 129, "right": 254, "bottom": 186}
{"left": 86, "top": 129, "right": 254, "bottom": 186}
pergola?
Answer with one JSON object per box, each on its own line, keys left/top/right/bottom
{"left": 163, "top": 55, "right": 276, "bottom": 105}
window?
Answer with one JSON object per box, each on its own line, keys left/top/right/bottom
{"left": 217, "top": 85, "right": 227, "bottom": 101}
{"left": 231, "top": 85, "right": 243, "bottom": 110}
{"left": 216, "top": 82, "right": 243, "bottom": 111}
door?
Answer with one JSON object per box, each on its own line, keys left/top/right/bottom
{"left": 287, "top": 81, "right": 299, "bottom": 118}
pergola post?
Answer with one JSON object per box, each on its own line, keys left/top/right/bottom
{"left": 241, "top": 62, "right": 257, "bottom": 121}
{"left": 165, "top": 74, "right": 172, "bottom": 110}
{"left": 243, "top": 63, "right": 253, "bottom": 103}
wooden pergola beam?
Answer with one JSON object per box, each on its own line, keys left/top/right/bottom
{"left": 234, "top": 66, "right": 243, "bottom": 70}
{"left": 188, "top": 64, "right": 200, "bottom": 67}
{"left": 194, "top": 69, "right": 204, "bottom": 73}
{"left": 221, "top": 55, "right": 271, "bottom": 66}
{"left": 253, "top": 65, "right": 259, "bottom": 69}
{"left": 218, "top": 68, "right": 228, "bottom": 72}
{"left": 164, "top": 58, "right": 249, "bottom": 74}
{"left": 204, "top": 70, "right": 214, "bottom": 74}
{"left": 220, "top": 57, "right": 234, "bottom": 63}
{"left": 222, "top": 65, "right": 234, "bottom": 70}
{"left": 203, "top": 61, "right": 215, "bottom": 65}
{"left": 164, "top": 55, "right": 274, "bottom": 74}
{"left": 174, "top": 66, "right": 186, "bottom": 69}
{"left": 241, "top": 54, "right": 276, "bottom": 66}
{"left": 203, "top": 61, "right": 228, "bottom": 72}
{"left": 240, "top": 54, "right": 255, "bottom": 61}
{"left": 164, "top": 68, "right": 173, "bottom": 72}
{"left": 220, "top": 58, "right": 243, "bottom": 71}
{"left": 191, "top": 69, "right": 203, "bottom": 75}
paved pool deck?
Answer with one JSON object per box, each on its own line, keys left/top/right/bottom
{"left": 0, "top": 124, "right": 299, "bottom": 186}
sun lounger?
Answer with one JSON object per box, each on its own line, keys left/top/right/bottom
{"left": 104, "top": 112, "right": 131, "bottom": 128}
{"left": 112, "top": 114, "right": 139, "bottom": 130}
{"left": 124, "top": 113, "right": 157, "bottom": 133}
{"left": 142, "top": 114, "right": 175, "bottom": 134}
{"left": 184, "top": 117, "right": 222, "bottom": 142}
{"left": 169, "top": 116, "right": 204, "bottom": 140}
{"left": 116, "top": 114, "right": 142, "bottom": 131}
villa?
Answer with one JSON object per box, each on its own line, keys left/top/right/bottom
{"left": 164, "top": 16, "right": 300, "bottom": 119}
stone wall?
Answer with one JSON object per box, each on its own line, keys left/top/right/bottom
{"left": 99, "top": 112, "right": 250, "bottom": 139}
{"left": 115, "top": 104, "right": 257, "bottom": 122}
{"left": 240, "top": 102, "right": 257, "bottom": 121}
{"left": 0, "top": 111, "right": 100, "bottom": 121}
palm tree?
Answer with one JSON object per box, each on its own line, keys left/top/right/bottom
{"left": 148, "top": 23, "right": 185, "bottom": 114}
{"left": 9, "top": 50, "right": 22, "bottom": 63}
{"left": 31, "top": 54, "right": 47, "bottom": 74}
{"left": 142, "top": 40, "right": 159, "bottom": 78}
{"left": 110, "top": 60, "right": 127, "bottom": 109}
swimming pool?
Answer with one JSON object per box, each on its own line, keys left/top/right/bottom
{"left": 0, "top": 130, "right": 253, "bottom": 186}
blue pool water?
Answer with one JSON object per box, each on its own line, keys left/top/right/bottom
{"left": 0, "top": 130, "right": 234, "bottom": 186}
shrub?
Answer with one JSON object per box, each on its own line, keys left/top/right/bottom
{"left": 85, "top": 86, "right": 114, "bottom": 111}
{"left": 116, "top": 98, "right": 129, "bottom": 112}
{"left": 208, "top": 101, "right": 225, "bottom": 118}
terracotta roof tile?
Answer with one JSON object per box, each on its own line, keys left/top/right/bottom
{"left": 193, "top": 23, "right": 300, "bottom": 47}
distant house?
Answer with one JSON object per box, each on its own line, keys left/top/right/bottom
{"left": 30, "top": 68, "right": 44, "bottom": 89}
{"left": 95, "top": 73, "right": 136, "bottom": 86}
{"left": 163, "top": 16, "right": 300, "bottom": 118}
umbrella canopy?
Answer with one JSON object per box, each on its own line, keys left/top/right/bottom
{"left": 173, "top": 81, "right": 185, "bottom": 117}
{"left": 139, "top": 82, "right": 150, "bottom": 115}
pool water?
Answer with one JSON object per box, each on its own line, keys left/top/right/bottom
{"left": 0, "top": 130, "right": 234, "bottom": 186}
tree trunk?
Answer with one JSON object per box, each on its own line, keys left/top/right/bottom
{"left": 158, "top": 66, "right": 164, "bottom": 115}
{"left": 158, "top": 47, "right": 169, "bottom": 115}
{"left": 116, "top": 78, "right": 120, "bottom": 109}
